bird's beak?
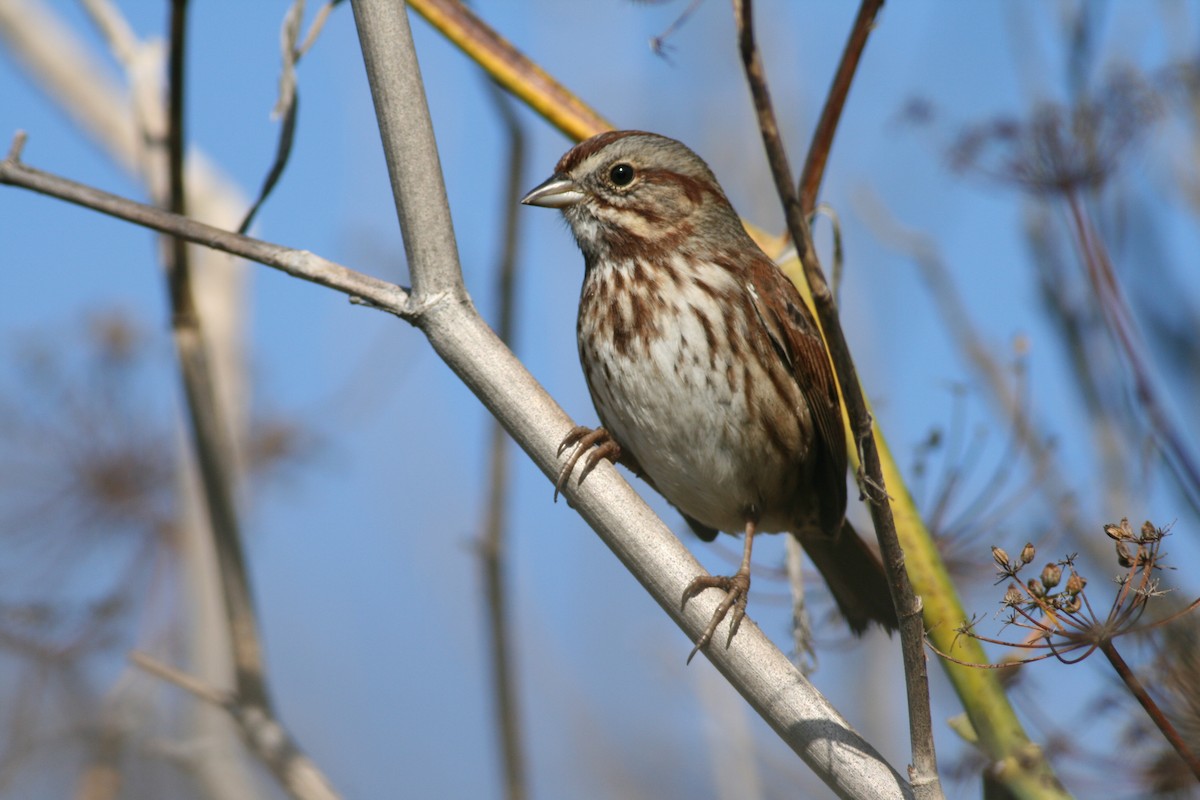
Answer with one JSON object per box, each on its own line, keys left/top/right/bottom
{"left": 520, "top": 174, "right": 584, "bottom": 208}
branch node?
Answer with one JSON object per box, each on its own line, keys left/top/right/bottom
{"left": 130, "top": 650, "right": 232, "bottom": 708}
{"left": 6, "top": 130, "right": 28, "bottom": 163}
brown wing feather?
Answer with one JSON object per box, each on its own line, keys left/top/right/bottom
{"left": 744, "top": 257, "right": 848, "bottom": 535}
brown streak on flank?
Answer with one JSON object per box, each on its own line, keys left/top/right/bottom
{"left": 659, "top": 258, "right": 683, "bottom": 288}
{"left": 760, "top": 402, "right": 791, "bottom": 457}
{"left": 675, "top": 335, "right": 689, "bottom": 375}
{"left": 629, "top": 288, "right": 654, "bottom": 353}
{"left": 610, "top": 299, "right": 631, "bottom": 356}
{"left": 761, "top": 341, "right": 799, "bottom": 447}
{"left": 630, "top": 260, "right": 650, "bottom": 288}
{"left": 741, "top": 360, "right": 756, "bottom": 421}
{"left": 725, "top": 306, "right": 744, "bottom": 361}
{"left": 692, "top": 305, "right": 718, "bottom": 370}
{"left": 610, "top": 267, "right": 626, "bottom": 292}
{"left": 694, "top": 279, "right": 721, "bottom": 302}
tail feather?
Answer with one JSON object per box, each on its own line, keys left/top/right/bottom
{"left": 794, "top": 520, "right": 899, "bottom": 634}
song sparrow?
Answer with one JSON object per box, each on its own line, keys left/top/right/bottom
{"left": 522, "top": 130, "right": 897, "bottom": 659}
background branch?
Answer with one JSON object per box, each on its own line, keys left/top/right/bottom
{"left": 131, "top": 652, "right": 339, "bottom": 800}
{"left": 478, "top": 82, "right": 530, "bottom": 800}
{"left": 154, "top": 4, "right": 338, "bottom": 797}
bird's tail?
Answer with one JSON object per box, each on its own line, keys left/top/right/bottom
{"left": 793, "top": 520, "right": 899, "bottom": 635}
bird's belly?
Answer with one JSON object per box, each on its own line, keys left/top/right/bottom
{"left": 580, "top": 310, "right": 805, "bottom": 534}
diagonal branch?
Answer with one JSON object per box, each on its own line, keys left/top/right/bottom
{"left": 406, "top": 0, "right": 611, "bottom": 142}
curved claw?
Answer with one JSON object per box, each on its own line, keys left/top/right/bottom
{"left": 682, "top": 571, "right": 751, "bottom": 664}
{"left": 554, "top": 426, "right": 621, "bottom": 502}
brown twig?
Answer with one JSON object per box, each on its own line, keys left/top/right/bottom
{"left": 797, "top": 0, "right": 883, "bottom": 214}
{"left": 161, "top": 0, "right": 273, "bottom": 717}
{"left": 479, "top": 81, "right": 529, "bottom": 800}
{"left": 165, "top": 0, "right": 191, "bottom": 319}
{"left": 732, "top": 1, "right": 942, "bottom": 796}
{"left": 1100, "top": 641, "right": 1200, "bottom": 782}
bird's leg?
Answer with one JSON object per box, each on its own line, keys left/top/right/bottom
{"left": 554, "top": 426, "right": 621, "bottom": 502}
{"left": 681, "top": 520, "right": 755, "bottom": 663}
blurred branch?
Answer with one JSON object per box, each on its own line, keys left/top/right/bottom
{"left": 1063, "top": 190, "right": 1200, "bottom": 513}
{"left": 479, "top": 83, "right": 529, "bottom": 800}
{"left": 856, "top": 188, "right": 1088, "bottom": 549}
{"left": 0, "top": 2, "right": 267, "bottom": 796}
{"left": 157, "top": 7, "right": 335, "bottom": 798}
{"left": 730, "top": 3, "right": 942, "bottom": 797}
{"left": 798, "top": 0, "right": 883, "bottom": 214}
{"left": 131, "top": 652, "right": 340, "bottom": 800}
{"left": 161, "top": 0, "right": 265, "bottom": 712}
{"left": 406, "top": 0, "right": 611, "bottom": 141}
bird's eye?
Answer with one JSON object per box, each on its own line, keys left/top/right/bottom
{"left": 609, "top": 163, "right": 635, "bottom": 187}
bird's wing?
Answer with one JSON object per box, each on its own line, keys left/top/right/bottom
{"left": 744, "top": 257, "right": 849, "bottom": 534}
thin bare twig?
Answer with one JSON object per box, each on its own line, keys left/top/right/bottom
{"left": 479, "top": 82, "right": 529, "bottom": 800}
{"left": 731, "top": 1, "right": 942, "bottom": 796}
{"left": 798, "top": 0, "right": 883, "bottom": 214}
{"left": 131, "top": 652, "right": 339, "bottom": 800}
{"left": 0, "top": 139, "right": 400, "bottom": 302}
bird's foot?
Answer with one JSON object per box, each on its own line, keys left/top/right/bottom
{"left": 681, "top": 569, "right": 751, "bottom": 664}
{"left": 554, "top": 426, "right": 621, "bottom": 502}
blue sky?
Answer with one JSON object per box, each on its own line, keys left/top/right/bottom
{"left": 3, "top": 2, "right": 1199, "bottom": 798}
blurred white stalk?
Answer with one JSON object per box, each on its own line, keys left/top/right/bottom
{"left": 0, "top": 1, "right": 256, "bottom": 797}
